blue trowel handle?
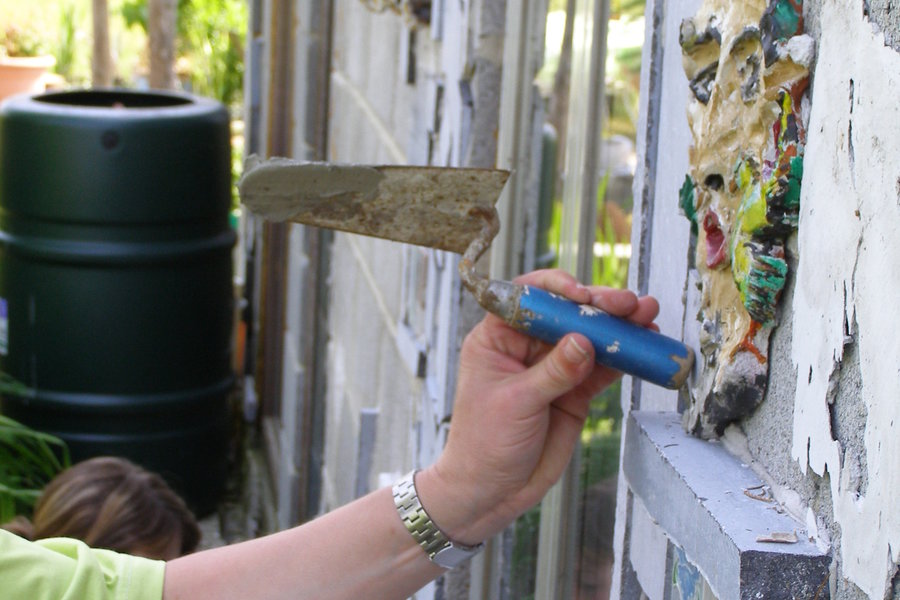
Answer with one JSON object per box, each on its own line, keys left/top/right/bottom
{"left": 487, "top": 283, "right": 694, "bottom": 389}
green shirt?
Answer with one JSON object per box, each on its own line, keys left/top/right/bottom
{"left": 0, "top": 528, "right": 165, "bottom": 600}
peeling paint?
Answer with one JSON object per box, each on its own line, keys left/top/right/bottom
{"left": 791, "top": 1, "right": 900, "bottom": 597}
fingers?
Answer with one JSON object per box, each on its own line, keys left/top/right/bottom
{"left": 631, "top": 295, "right": 660, "bottom": 325}
{"left": 589, "top": 287, "right": 658, "bottom": 323}
{"left": 589, "top": 287, "right": 639, "bottom": 316}
{"left": 517, "top": 333, "right": 595, "bottom": 406}
{"left": 512, "top": 269, "right": 593, "bottom": 305}
{"left": 512, "top": 269, "right": 659, "bottom": 326}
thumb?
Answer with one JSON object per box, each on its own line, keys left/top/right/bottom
{"left": 519, "top": 334, "right": 595, "bottom": 405}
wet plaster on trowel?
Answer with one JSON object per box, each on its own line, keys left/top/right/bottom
{"left": 791, "top": 2, "right": 900, "bottom": 597}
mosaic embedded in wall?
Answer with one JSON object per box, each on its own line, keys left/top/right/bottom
{"left": 678, "top": 0, "right": 814, "bottom": 437}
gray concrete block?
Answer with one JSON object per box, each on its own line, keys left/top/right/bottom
{"left": 623, "top": 411, "right": 830, "bottom": 600}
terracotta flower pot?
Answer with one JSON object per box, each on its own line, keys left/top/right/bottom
{"left": 0, "top": 55, "right": 56, "bottom": 102}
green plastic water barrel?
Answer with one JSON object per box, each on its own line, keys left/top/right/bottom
{"left": 0, "top": 89, "right": 235, "bottom": 516}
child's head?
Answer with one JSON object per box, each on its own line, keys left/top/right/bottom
{"left": 4, "top": 456, "right": 200, "bottom": 560}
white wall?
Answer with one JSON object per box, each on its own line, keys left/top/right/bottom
{"left": 790, "top": 2, "right": 900, "bottom": 596}
{"left": 322, "top": 2, "right": 422, "bottom": 512}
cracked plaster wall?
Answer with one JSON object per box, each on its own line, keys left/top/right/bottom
{"left": 739, "top": 1, "right": 900, "bottom": 597}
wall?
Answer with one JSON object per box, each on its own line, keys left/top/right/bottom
{"left": 320, "top": 4, "right": 508, "bottom": 599}
{"left": 745, "top": 1, "right": 900, "bottom": 597}
{"left": 246, "top": 1, "right": 556, "bottom": 597}
{"left": 616, "top": 1, "right": 900, "bottom": 598}
{"left": 322, "top": 0, "right": 438, "bottom": 510}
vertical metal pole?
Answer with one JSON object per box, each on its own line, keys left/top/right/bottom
{"left": 611, "top": 0, "right": 668, "bottom": 596}
{"left": 294, "top": 0, "right": 334, "bottom": 525}
{"left": 535, "top": 0, "right": 609, "bottom": 598}
{"left": 258, "top": 0, "right": 294, "bottom": 425}
{"left": 473, "top": 0, "right": 547, "bottom": 596}
{"left": 491, "top": 0, "right": 548, "bottom": 280}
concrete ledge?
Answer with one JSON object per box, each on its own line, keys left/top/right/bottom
{"left": 623, "top": 411, "right": 830, "bottom": 600}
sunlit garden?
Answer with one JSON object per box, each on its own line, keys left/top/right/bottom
{"left": 0, "top": 0, "right": 245, "bottom": 106}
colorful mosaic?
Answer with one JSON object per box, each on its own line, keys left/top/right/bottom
{"left": 678, "top": 0, "right": 813, "bottom": 437}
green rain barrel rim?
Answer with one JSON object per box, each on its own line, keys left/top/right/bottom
{"left": 2, "top": 88, "right": 221, "bottom": 119}
{"left": 0, "top": 88, "right": 232, "bottom": 225}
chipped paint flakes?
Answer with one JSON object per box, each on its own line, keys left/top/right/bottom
{"left": 579, "top": 304, "right": 603, "bottom": 317}
{"left": 791, "top": 2, "right": 900, "bottom": 597}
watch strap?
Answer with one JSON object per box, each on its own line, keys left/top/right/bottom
{"left": 392, "top": 470, "right": 484, "bottom": 569}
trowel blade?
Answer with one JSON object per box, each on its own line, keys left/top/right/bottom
{"left": 239, "top": 156, "right": 510, "bottom": 255}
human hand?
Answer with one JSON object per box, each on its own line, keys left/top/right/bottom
{"left": 161, "top": 269, "right": 660, "bottom": 599}
{"left": 416, "top": 269, "right": 659, "bottom": 547}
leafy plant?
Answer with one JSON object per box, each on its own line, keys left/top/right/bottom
{"left": 54, "top": 2, "right": 79, "bottom": 80}
{"left": 0, "top": 375, "right": 70, "bottom": 523}
{"left": 1, "top": 24, "right": 49, "bottom": 58}
{"left": 0, "top": 416, "right": 70, "bottom": 523}
{"left": 122, "top": 0, "right": 247, "bottom": 107}
{"left": 593, "top": 174, "right": 631, "bottom": 289}
{"left": 178, "top": 0, "right": 246, "bottom": 107}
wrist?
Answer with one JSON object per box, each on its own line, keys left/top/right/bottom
{"left": 413, "top": 465, "right": 510, "bottom": 548}
{"left": 393, "top": 470, "right": 485, "bottom": 569}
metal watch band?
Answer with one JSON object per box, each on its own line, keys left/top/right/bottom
{"left": 392, "top": 470, "right": 484, "bottom": 569}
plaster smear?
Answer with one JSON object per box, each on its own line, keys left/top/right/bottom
{"left": 791, "top": 2, "right": 900, "bottom": 596}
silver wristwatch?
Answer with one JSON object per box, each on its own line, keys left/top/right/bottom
{"left": 392, "top": 470, "right": 484, "bottom": 569}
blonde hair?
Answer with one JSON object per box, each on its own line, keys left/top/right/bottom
{"left": 3, "top": 456, "right": 200, "bottom": 559}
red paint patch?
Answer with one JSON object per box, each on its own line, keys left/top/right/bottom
{"left": 703, "top": 210, "right": 728, "bottom": 268}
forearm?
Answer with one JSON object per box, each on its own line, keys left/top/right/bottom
{"left": 163, "top": 485, "right": 444, "bottom": 600}
{"left": 162, "top": 271, "right": 653, "bottom": 599}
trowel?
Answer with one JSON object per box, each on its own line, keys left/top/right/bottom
{"left": 239, "top": 156, "right": 694, "bottom": 389}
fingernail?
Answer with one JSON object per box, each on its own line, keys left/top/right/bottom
{"left": 564, "top": 336, "right": 591, "bottom": 363}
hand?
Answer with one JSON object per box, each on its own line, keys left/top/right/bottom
{"left": 416, "top": 269, "right": 659, "bottom": 546}
{"left": 161, "top": 269, "right": 660, "bottom": 600}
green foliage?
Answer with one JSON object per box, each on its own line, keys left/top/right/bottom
{"left": 0, "top": 415, "right": 70, "bottom": 524}
{"left": 181, "top": 0, "right": 246, "bottom": 107}
{"left": 121, "top": 0, "right": 247, "bottom": 107}
{"left": 1, "top": 24, "right": 48, "bottom": 57}
{"left": 547, "top": 0, "right": 568, "bottom": 12}
{"left": 121, "top": 0, "right": 147, "bottom": 30}
{"left": 581, "top": 381, "right": 623, "bottom": 488}
{"left": 230, "top": 120, "right": 245, "bottom": 210}
{"left": 540, "top": 177, "right": 631, "bottom": 290}
{"left": 510, "top": 503, "right": 541, "bottom": 600}
{"left": 593, "top": 174, "right": 630, "bottom": 289}
{"left": 55, "top": 3, "right": 78, "bottom": 80}
{"left": 606, "top": 42, "right": 643, "bottom": 138}
{"left": 614, "top": 44, "right": 642, "bottom": 74}
{"left": 611, "top": 0, "right": 646, "bottom": 19}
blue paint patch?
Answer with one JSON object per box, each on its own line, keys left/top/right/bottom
{"left": 672, "top": 545, "right": 718, "bottom": 600}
